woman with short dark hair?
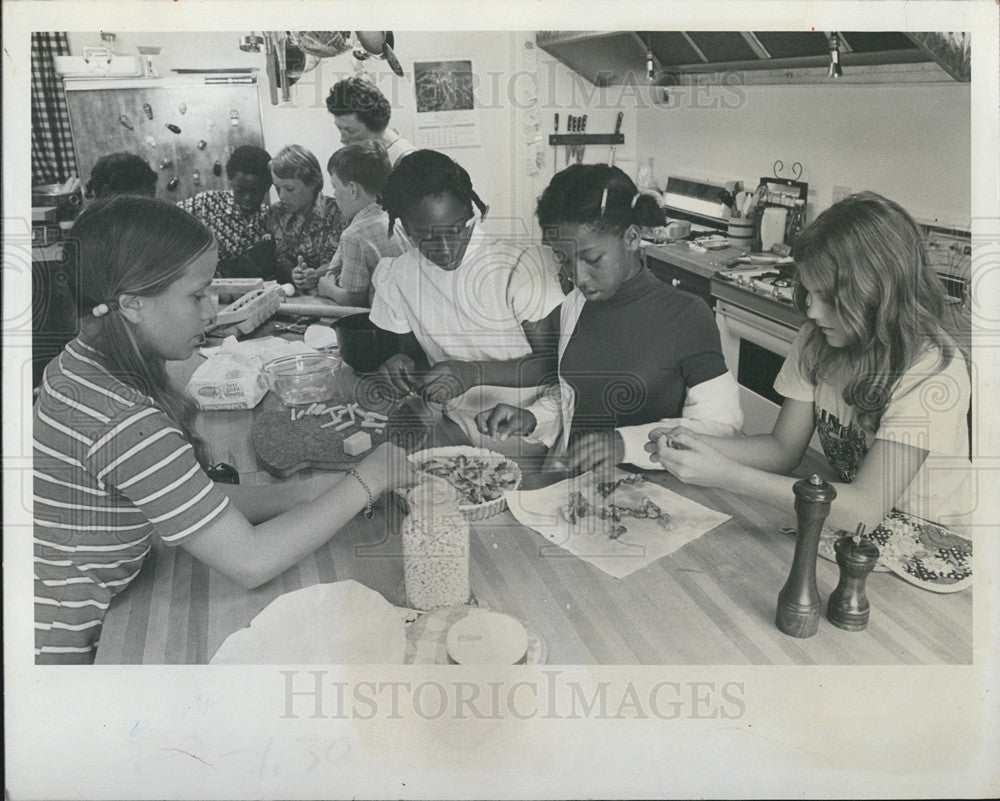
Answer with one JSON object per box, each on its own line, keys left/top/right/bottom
{"left": 326, "top": 76, "right": 415, "bottom": 167}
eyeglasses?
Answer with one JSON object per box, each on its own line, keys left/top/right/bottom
{"left": 407, "top": 214, "right": 477, "bottom": 243}
{"left": 206, "top": 462, "right": 240, "bottom": 485}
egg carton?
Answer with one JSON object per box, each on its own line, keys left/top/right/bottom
{"left": 210, "top": 277, "right": 265, "bottom": 299}
{"left": 215, "top": 285, "right": 284, "bottom": 334}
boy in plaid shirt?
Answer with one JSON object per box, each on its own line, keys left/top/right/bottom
{"left": 315, "top": 142, "right": 408, "bottom": 306}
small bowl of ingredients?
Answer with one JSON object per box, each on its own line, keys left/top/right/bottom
{"left": 261, "top": 352, "right": 342, "bottom": 406}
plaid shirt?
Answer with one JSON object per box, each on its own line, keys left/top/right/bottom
{"left": 265, "top": 194, "right": 345, "bottom": 284}
{"left": 177, "top": 190, "right": 268, "bottom": 261}
{"left": 326, "top": 203, "right": 408, "bottom": 297}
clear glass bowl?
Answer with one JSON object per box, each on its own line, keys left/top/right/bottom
{"left": 261, "top": 353, "right": 342, "bottom": 406}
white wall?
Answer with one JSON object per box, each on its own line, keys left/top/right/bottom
{"left": 634, "top": 81, "right": 972, "bottom": 228}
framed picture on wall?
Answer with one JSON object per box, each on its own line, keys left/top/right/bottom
{"left": 412, "top": 58, "right": 481, "bottom": 148}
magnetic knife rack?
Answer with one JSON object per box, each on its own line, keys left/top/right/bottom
{"left": 548, "top": 133, "right": 624, "bottom": 145}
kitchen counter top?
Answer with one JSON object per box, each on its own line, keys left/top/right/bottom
{"left": 642, "top": 240, "right": 746, "bottom": 280}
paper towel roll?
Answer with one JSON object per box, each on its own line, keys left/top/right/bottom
{"left": 760, "top": 207, "right": 788, "bottom": 252}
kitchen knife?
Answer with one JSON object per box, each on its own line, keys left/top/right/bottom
{"left": 608, "top": 111, "right": 624, "bottom": 166}
{"left": 580, "top": 114, "right": 588, "bottom": 162}
{"left": 553, "top": 113, "right": 559, "bottom": 175}
{"left": 565, "top": 115, "right": 573, "bottom": 165}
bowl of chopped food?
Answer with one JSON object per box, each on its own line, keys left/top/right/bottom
{"left": 406, "top": 446, "right": 522, "bottom": 521}
{"left": 261, "top": 352, "right": 342, "bottom": 406}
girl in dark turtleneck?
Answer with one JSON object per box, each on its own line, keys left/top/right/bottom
{"left": 475, "top": 163, "right": 743, "bottom": 474}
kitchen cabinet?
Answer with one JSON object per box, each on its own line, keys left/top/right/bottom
{"left": 645, "top": 253, "right": 712, "bottom": 304}
{"left": 537, "top": 31, "right": 969, "bottom": 86}
{"left": 642, "top": 241, "right": 739, "bottom": 307}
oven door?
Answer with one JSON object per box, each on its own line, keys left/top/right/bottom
{"left": 715, "top": 300, "right": 819, "bottom": 447}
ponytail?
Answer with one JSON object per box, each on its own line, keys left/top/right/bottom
{"left": 537, "top": 163, "right": 661, "bottom": 234}
{"left": 68, "top": 196, "right": 214, "bottom": 466}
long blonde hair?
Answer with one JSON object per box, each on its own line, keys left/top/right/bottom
{"left": 792, "top": 191, "right": 955, "bottom": 432}
{"left": 67, "top": 196, "right": 214, "bottom": 464}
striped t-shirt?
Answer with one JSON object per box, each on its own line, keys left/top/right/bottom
{"left": 33, "top": 338, "right": 230, "bottom": 664}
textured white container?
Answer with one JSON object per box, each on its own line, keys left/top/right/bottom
{"left": 401, "top": 478, "right": 470, "bottom": 611}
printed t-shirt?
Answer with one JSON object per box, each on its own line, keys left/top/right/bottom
{"left": 774, "top": 327, "right": 972, "bottom": 527}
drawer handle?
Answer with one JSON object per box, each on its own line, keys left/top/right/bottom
{"left": 671, "top": 278, "right": 681, "bottom": 287}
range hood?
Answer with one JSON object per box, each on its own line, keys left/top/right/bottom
{"left": 536, "top": 31, "right": 970, "bottom": 85}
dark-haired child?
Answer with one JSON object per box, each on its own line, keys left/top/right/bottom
{"left": 316, "top": 142, "right": 408, "bottom": 307}
{"left": 476, "top": 164, "right": 742, "bottom": 474}
{"left": 177, "top": 144, "right": 273, "bottom": 277}
{"left": 86, "top": 152, "right": 158, "bottom": 199}
{"left": 370, "top": 149, "right": 565, "bottom": 445}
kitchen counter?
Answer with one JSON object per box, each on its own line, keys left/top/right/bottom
{"left": 642, "top": 240, "right": 744, "bottom": 281}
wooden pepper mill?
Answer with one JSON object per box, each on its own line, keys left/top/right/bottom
{"left": 776, "top": 474, "right": 836, "bottom": 638}
{"left": 827, "top": 525, "right": 880, "bottom": 631}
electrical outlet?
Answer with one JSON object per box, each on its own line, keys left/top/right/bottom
{"left": 832, "top": 185, "right": 852, "bottom": 204}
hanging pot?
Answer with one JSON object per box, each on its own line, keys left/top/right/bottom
{"left": 355, "top": 31, "right": 387, "bottom": 55}
{"left": 355, "top": 31, "right": 404, "bottom": 77}
{"left": 282, "top": 40, "right": 307, "bottom": 86}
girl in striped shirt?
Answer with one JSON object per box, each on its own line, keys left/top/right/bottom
{"left": 33, "top": 196, "right": 415, "bottom": 664}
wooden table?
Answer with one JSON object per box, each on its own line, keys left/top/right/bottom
{"left": 95, "top": 344, "right": 972, "bottom": 665}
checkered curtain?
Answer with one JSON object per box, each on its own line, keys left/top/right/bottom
{"left": 31, "top": 32, "right": 77, "bottom": 184}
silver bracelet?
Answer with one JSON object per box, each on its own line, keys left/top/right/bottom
{"left": 348, "top": 468, "right": 374, "bottom": 519}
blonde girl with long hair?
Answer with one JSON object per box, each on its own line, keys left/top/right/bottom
{"left": 649, "top": 192, "right": 971, "bottom": 538}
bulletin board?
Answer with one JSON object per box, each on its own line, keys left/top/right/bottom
{"left": 63, "top": 75, "right": 266, "bottom": 202}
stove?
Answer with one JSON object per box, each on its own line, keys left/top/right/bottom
{"left": 714, "top": 266, "right": 796, "bottom": 307}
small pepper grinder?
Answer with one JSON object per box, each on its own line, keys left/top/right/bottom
{"left": 776, "top": 474, "right": 836, "bottom": 638}
{"left": 827, "top": 524, "right": 880, "bottom": 631}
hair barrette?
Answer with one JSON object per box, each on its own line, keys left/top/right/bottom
{"left": 599, "top": 187, "right": 609, "bottom": 218}
{"left": 92, "top": 298, "right": 120, "bottom": 318}
{"left": 631, "top": 192, "right": 641, "bottom": 209}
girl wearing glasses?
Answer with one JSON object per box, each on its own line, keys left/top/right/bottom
{"left": 370, "top": 149, "right": 565, "bottom": 448}
{"left": 476, "top": 163, "right": 742, "bottom": 473}
{"left": 33, "top": 196, "right": 416, "bottom": 664}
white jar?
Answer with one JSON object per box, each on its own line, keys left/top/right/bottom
{"left": 401, "top": 477, "right": 471, "bottom": 611}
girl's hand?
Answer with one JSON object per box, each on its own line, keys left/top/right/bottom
{"left": 567, "top": 431, "right": 625, "bottom": 476}
{"left": 415, "top": 360, "right": 472, "bottom": 405}
{"left": 356, "top": 442, "right": 420, "bottom": 494}
{"left": 475, "top": 403, "right": 537, "bottom": 441}
{"left": 379, "top": 353, "right": 418, "bottom": 398}
{"left": 643, "top": 425, "right": 700, "bottom": 459}
{"left": 647, "top": 429, "right": 733, "bottom": 488}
